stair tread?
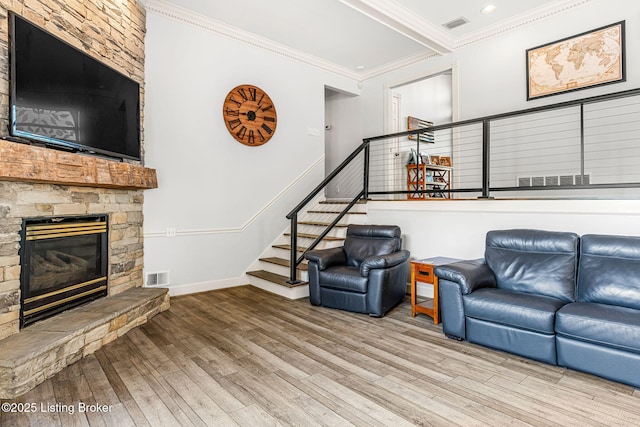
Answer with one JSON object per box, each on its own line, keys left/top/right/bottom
{"left": 307, "top": 210, "right": 366, "bottom": 214}
{"left": 247, "top": 270, "right": 307, "bottom": 288}
{"left": 298, "top": 221, "right": 349, "bottom": 227}
{"left": 273, "top": 244, "right": 308, "bottom": 252}
{"left": 284, "top": 233, "right": 344, "bottom": 241}
{"left": 260, "top": 257, "right": 308, "bottom": 271}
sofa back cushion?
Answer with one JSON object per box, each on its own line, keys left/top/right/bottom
{"left": 485, "top": 229, "right": 579, "bottom": 302}
{"left": 578, "top": 234, "right": 640, "bottom": 310}
{"left": 343, "top": 225, "right": 401, "bottom": 267}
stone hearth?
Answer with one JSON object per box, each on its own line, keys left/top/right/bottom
{"left": 0, "top": 287, "right": 169, "bottom": 398}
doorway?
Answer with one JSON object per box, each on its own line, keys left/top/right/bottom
{"left": 385, "top": 66, "right": 456, "bottom": 198}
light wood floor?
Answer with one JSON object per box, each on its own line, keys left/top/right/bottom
{"left": 2, "top": 285, "right": 639, "bottom": 426}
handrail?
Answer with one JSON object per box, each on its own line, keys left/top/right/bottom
{"left": 365, "top": 87, "right": 640, "bottom": 143}
{"left": 286, "top": 86, "right": 640, "bottom": 282}
{"left": 286, "top": 141, "right": 369, "bottom": 219}
{"left": 286, "top": 140, "right": 373, "bottom": 283}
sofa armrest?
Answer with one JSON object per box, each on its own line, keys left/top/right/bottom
{"left": 360, "top": 250, "right": 411, "bottom": 277}
{"left": 435, "top": 259, "right": 496, "bottom": 295}
{"left": 305, "top": 247, "right": 346, "bottom": 270}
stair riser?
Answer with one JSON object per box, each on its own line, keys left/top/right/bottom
{"left": 257, "top": 262, "right": 308, "bottom": 282}
{"left": 302, "top": 212, "right": 366, "bottom": 223}
{"left": 292, "top": 225, "right": 348, "bottom": 238}
{"left": 247, "top": 276, "right": 309, "bottom": 300}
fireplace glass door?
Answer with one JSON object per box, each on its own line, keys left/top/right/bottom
{"left": 20, "top": 215, "right": 108, "bottom": 327}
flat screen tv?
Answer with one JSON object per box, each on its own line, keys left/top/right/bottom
{"left": 8, "top": 13, "right": 141, "bottom": 161}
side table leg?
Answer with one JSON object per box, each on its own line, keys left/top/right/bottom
{"left": 433, "top": 276, "right": 440, "bottom": 324}
{"left": 410, "top": 265, "right": 417, "bottom": 317}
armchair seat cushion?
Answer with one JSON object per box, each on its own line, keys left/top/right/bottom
{"left": 556, "top": 302, "right": 640, "bottom": 354}
{"left": 319, "top": 266, "right": 368, "bottom": 293}
{"left": 464, "top": 288, "right": 566, "bottom": 334}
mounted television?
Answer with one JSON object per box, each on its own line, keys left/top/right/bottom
{"left": 8, "top": 13, "right": 141, "bottom": 161}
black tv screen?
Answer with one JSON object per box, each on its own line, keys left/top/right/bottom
{"left": 9, "top": 13, "right": 141, "bottom": 161}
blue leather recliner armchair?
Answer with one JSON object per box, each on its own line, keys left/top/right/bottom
{"left": 305, "top": 224, "right": 410, "bottom": 317}
{"left": 435, "top": 229, "right": 640, "bottom": 389}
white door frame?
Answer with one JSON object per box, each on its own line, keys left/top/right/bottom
{"left": 382, "top": 62, "right": 459, "bottom": 191}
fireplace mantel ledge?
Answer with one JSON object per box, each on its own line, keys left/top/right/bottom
{"left": 0, "top": 139, "right": 157, "bottom": 190}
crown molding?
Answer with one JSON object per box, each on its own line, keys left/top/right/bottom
{"left": 141, "top": 0, "right": 361, "bottom": 80}
{"left": 453, "top": 0, "right": 593, "bottom": 49}
{"left": 142, "top": 0, "right": 595, "bottom": 83}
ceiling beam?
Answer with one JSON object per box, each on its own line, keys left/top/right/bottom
{"left": 338, "top": 0, "right": 454, "bottom": 54}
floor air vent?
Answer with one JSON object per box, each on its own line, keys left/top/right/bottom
{"left": 146, "top": 271, "right": 170, "bottom": 287}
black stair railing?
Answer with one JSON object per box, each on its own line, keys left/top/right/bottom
{"left": 286, "top": 87, "right": 640, "bottom": 283}
{"left": 285, "top": 142, "right": 368, "bottom": 284}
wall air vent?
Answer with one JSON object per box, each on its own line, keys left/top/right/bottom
{"left": 146, "top": 271, "right": 170, "bottom": 287}
{"left": 443, "top": 17, "right": 469, "bottom": 30}
{"left": 517, "top": 173, "right": 591, "bottom": 187}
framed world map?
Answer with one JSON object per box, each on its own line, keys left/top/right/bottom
{"left": 526, "top": 21, "right": 625, "bottom": 100}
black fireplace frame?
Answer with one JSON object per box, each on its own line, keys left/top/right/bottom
{"left": 19, "top": 214, "right": 109, "bottom": 327}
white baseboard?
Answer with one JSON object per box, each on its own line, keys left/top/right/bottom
{"left": 162, "top": 276, "right": 244, "bottom": 297}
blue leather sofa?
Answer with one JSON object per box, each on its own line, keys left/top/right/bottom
{"left": 435, "top": 229, "right": 640, "bottom": 389}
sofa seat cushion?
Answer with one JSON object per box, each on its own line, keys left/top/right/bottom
{"left": 463, "top": 288, "right": 566, "bottom": 334}
{"left": 319, "top": 266, "right": 367, "bottom": 293}
{"left": 556, "top": 302, "right": 640, "bottom": 354}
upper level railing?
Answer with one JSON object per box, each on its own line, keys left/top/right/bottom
{"left": 286, "top": 87, "right": 640, "bottom": 282}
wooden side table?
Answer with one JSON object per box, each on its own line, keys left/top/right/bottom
{"left": 410, "top": 257, "right": 461, "bottom": 324}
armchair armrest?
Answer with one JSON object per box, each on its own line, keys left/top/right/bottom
{"left": 360, "top": 250, "right": 410, "bottom": 277}
{"left": 305, "top": 247, "right": 346, "bottom": 270}
{"left": 435, "top": 259, "right": 496, "bottom": 294}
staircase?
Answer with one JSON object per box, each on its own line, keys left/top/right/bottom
{"left": 246, "top": 199, "right": 367, "bottom": 299}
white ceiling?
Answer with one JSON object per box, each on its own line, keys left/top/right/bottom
{"left": 152, "top": 0, "right": 590, "bottom": 79}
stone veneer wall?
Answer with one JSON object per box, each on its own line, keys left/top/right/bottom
{"left": 0, "top": 0, "right": 147, "bottom": 340}
{"left": 0, "top": 182, "right": 146, "bottom": 339}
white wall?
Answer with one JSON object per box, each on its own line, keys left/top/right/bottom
{"left": 142, "top": 11, "right": 358, "bottom": 291}
{"left": 368, "top": 200, "right": 640, "bottom": 261}
{"left": 392, "top": 73, "right": 452, "bottom": 126}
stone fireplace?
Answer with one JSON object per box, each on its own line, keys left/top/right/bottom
{"left": 0, "top": 140, "right": 168, "bottom": 398}
{"left": 0, "top": 0, "right": 170, "bottom": 399}
{"left": 0, "top": 139, "right": 159, "bottom": 340}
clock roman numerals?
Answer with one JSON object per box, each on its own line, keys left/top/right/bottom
{"left": 237, "top": 88, "right": 248, "bottom": 102}
{"left": 236, "top": 126, "right": 247, "bottom": 140}
{"left": 224, "top": 85, "right": 276, "bottom": 146}
{"left": 227, "top": 95, "right": 242, "bottom": 107}
{"left": 227, "top": 119, "right": 241, "bottom": 130}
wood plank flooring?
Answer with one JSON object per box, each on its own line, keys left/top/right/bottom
{"left": 2, "top": 285, "right": 639, "bottom": 426}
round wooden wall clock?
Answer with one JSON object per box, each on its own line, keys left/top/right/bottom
{"left": 223, "top": 84, "right": 277, "bottom": 146}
